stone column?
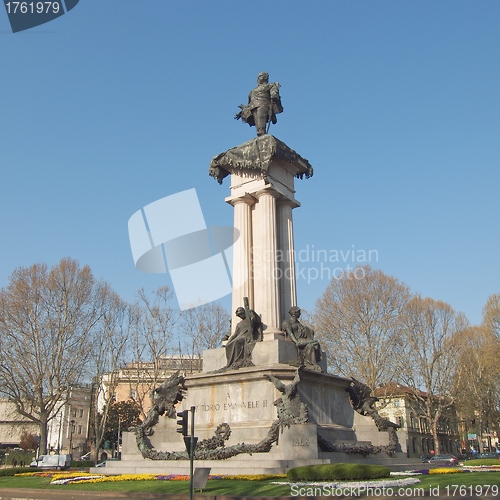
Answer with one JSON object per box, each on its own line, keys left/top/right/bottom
{"left": 229, "top": 195, "right": 254, "bottom": 332}
{"left": 252, "top": 189, "right": 281, "bottom": 339}
{"left": 277, "top": 200, "right": 297, "bottom": 322}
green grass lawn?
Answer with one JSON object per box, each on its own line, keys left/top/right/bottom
{"left": 409, "top": 472, "right": 500, "bottom": 495}
{"left": 0, "top": 471, "right": 498, "bottom": 497}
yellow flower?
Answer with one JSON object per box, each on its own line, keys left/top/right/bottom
{"left": 428, "top": 468, "right": 463, "bottom": 474}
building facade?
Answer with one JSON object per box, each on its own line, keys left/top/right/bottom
{"left": 375, "top": 384, "right": 460, "bottom": 458}
{"left": 46, "top": 386, "right": 92, "bottom": 458}
{"left": 0, "top": 399, "right": 38, "bottom": 448}
{"left": 98, "top": 355, "right": 203, "bottom": 415}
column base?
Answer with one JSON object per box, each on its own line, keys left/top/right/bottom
{"left": 262, "top": 328, "right": 285, "bottom": 341}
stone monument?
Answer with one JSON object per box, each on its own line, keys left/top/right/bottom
{"left": 108, "top": 74, "right": 403, "bottom": 475}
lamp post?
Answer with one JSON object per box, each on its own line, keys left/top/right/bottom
{"left": 56, "top": 412, "right": 63, "bottom": 454}
{"left": 69, "top": 420, "right": 75, "bottom": 457}
{"left": 116, "top": 416, "right": 121, "bottom": 459}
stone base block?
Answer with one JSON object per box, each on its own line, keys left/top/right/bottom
{"left": 353, "top": 412, "right": 393, "bottom": 447}
{"left": 275, "top": 424, "right": 319, "bottom": 460}
{"left": 316, "top": 424, "right": 357, "bottom": 442}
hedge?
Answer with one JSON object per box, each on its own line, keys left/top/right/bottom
{"left": 287, "top": 463, "right": 391, "bottom": 481}
{"left": 0, "top": 467, "right": 38, "bottom": 476}
{"left": 463, "top": 458, "right": 500, "bottom": 466}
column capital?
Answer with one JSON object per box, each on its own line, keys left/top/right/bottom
{"left": 277, "top": 198, "right": 300, "bottom": 209}
{"left": 227, "top": 193, "right": 256, "bottom": 207}
{"left": 254, "top": 187, "right": 281, "bottom": 200}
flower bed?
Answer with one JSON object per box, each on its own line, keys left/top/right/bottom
{"left": 463, "top": 465, "right": 500, "bottom": 472}
{"left": 428, "top": 468, "right": 463, "bottom": 475}
{"left": 271, "top": 477, "right": 421, "bottom": 488}
{"left": 15, "top": 471, "right": 287, "bottom": 485}
{"left": 20, "top": 467, "right": 489, "bottom": 486}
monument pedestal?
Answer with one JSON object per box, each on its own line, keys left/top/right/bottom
{"left": 115, "top": 365, "right": 404, "bottom": 475}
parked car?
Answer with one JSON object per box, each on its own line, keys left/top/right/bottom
{"left": 423, "top": 454, "right": 458, "bottom": 466}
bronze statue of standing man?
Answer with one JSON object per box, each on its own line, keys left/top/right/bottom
{"left": 236, "top": 72, "right": 283, "bottom": 136}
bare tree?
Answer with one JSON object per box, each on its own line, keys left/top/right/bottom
{"left": 179, "top": 302, "right": 230, "bottom": 362}
{"left": 126, "top": 287, "right": 178, "bottom": 419}
{"left": 89, "top": 294, "right": 131, "bottom": 464}
{"left": 313, "top": 266, "right": 412, "bottom": 389}
{"left": 0, "top": 258, "right": 113, "bottom": 454}
{"left": 483, "top": 293, "right": 500, "bottom": 339}
{"left": 480, "top": 295, "right": 500, "bottom": 445}
{"left": 400, "top": 296, "right": 469, "bottom": 455}
{"left": 453, "top": 325, "right": 500, "bottom": 453}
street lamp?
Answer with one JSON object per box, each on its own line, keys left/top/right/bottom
{"left": 69, "top": 420, "right": 75, "bottom": 457}
{"left": 56, "top": 412, "right": 63, "bottom": 454}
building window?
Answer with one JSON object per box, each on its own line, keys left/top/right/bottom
{"left": 397, "top": 416, "right": 404, "bottom": 428}
{"left": 79, "top": 409, "right": 84, "bottom": 418}
{"left": 78, "top": 425, "right": 82, "bottom": 435}
{"left": 410, "top": 413, "right": 419, "bottom": 431}
{"left": 394, "top": 400, "right": 401, "bottom": 407}
{"left": 71, "top": 409, "right": 77, "bottom": 418}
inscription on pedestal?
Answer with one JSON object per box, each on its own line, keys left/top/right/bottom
{"left": 293, "top": 437, "right": 310, "bottom": 446}
{"left": 195, "top": 399, "right": 268, "bottom": 412}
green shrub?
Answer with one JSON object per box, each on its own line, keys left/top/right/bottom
{"left": 463, "top": 458, "right": 500, "bottom": 466}
{"left": 70, "top": 459, "right": 93, "bottom": 468}
{"left": 2, "top": 450, "right": 34, "bottom": 466}
{"left": 287, "top": 463, "right": 391, "bottom": 481}
{"left": 0, "top": 467, "right": 38, "bottom": 476}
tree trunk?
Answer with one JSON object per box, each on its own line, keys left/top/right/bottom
{"left": 478, "top": 418, "right": 484, "bottom": 453}
{"left": 38, "top": 416, "right": 48, "bottom": 455}
{"left": 431, "top": 419, "right": 441, "bottom": 455}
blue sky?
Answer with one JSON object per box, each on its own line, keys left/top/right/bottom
{"left": 1, "top": 1, "right": 499, "bottom": 326}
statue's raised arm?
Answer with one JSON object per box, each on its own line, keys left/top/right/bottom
{"left": 235, "top": 72, "right": 283, "bottom": 136}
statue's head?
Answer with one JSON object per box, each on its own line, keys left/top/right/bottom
{"left": 289, "top": 306, "right": 301, "bottom": 318}
{"left": 257, "top": 72, "right": 269, "bottom": 84}
{"left": 235, "top": 307, "right": 246, "bottom": 319}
